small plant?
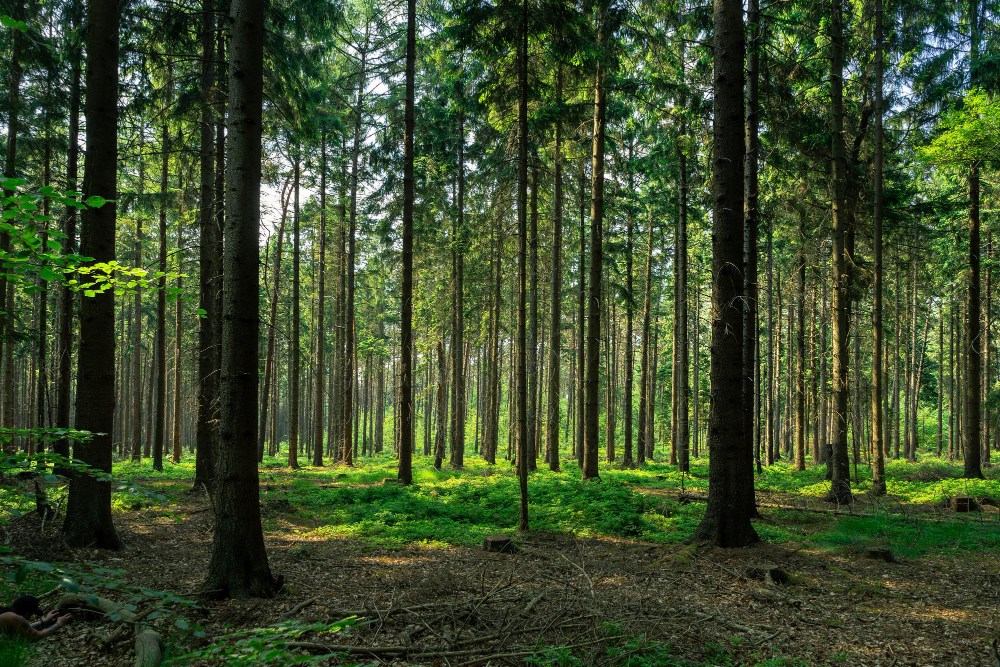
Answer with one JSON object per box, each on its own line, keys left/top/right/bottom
{"left": 0, "top": 634, "right": 34, "bottom": 667}
{"left": 165, "top": 620, "right": 357, "bottom": 666}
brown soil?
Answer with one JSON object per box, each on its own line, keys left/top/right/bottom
{"left": 9, "top": 492, "right": 1000, "bottom": 666}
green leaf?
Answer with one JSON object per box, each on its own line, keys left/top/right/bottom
{"left": 84, "top": 196, "right": 111, "bottom": 208}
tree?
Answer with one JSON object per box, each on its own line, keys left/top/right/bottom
{"left": 871, "top": 0, "right": 886, "bottom": 495}
{"left": 516, "top": 0, "right": 530, "bottom": 526}
{"left": 547, "top": 65, "right": 563, "bottom": 472}
{"left": 62, "top": 0, "right": 123, "bottom": 550}
{"left": 690, "top": 0, "right": 758, "bottom": 546}
{"left": 582, "top": 0, "right": 609, "bottom": 483}
{"left": 398, "top": 0, "right": 416, "bottom": 486}
{"left": 825, "top": 0, "right": 853, "bottom": 504}
{"left": 203, "top": 0, "right": 280, "bottom": 598}
{"left": 289, "top": 154, "right": 301, "bottom": 469}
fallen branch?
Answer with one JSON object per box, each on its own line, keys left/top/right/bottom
{"left": 57, "top": 593, "right": 163, "bottom": 667}
{"left": 279, "top": 597, "right": 318, "bottom": 620}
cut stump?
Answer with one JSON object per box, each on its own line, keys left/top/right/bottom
{"left": 482, "top": 535, "right": 517, "bottom": 554}
{"left": 863, "top": 547, "right": 895, "bottom": 563}
{"left": 951, "top": 496, "right": 980, "bottom": 513}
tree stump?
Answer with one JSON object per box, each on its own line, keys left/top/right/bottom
{"left": 482, "top": 535, "right": 517, "bottom": 554}
{"left": 863, "top": 547, "right": 895, "bottom": 562}
{"left": 951, "top": 496, "right": 979, "bottom": 512}
{"left": 381, "top": 478, "right": 400, "bottom": 487}
{"left": 745, "top": 564, "right": 790, "bottom": 585}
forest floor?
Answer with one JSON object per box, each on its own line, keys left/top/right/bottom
{"left": 4, "top": 453, "right": 1000, "bottom": 666}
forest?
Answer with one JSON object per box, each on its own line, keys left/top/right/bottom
{"left": 0, "top": 0, "right": 999, "bottom": 662}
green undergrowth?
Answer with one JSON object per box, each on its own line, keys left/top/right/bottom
{"left": 101, "top": 451, "right": 1000, "bottom": 556}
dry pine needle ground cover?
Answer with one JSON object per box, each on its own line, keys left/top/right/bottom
{"left": 4, "top": 455, "right": 1000, "bottom": 666}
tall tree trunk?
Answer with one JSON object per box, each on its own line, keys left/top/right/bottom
{"left": 257, "top": 180, "right": 290, "bottom": 461}
{"left": 795, "top": 210, "right": 806, "bottom": 471}
{"left": 677, "top": 145, "right": 689, "bottom": 473}
{"left": 172, "top": 156, "right": 184, "bottom": 464}
{"left": 766, "top": 211, "right": 775, "bottom": 465}
{"left": 398, "top": 0, "right": 415, "bottom": 485}
{"left": 826, "top": 0, "right": 852, "bottom": 503}
{"left": 451, "top": 112, "right": 466, "bottom": 468}
{"left": 637, "top": 211, "right": 653, "bottom": 466}
{"left": 547, "top": 65, "right": 564, "bottom": 472}
{"left": 744, "top": 0, "right": 761, "bottom": 479}
{"left": 345, "top": 26, "right": 371, "bottom": 468}
{"left": 435, "top": 340, "right": 448, "bottom": 469}
{"left": 582, "top": 5, "right": 607, "bottom": 482}
{"left": 623, "top": 145, "right": 634, "bottom": 469}
{"left": 55, "top": 0, "right": 83, "bottom": 472}
{"left": 692, "top": 0, "right": 757, "bottom": 546}
{"left": 0, "top": 0, "right": 25, "bottom": 430}
{"left": 203, "top": 0, "right": 278, "bottom": 598}
{"left": 515, "top": 0, "right": 530, "bottom": 528}
{"left": 313, "top": 134, "right": 328, "bottom": 466}
{"left": 63, "top": 0, "right": 123, "bottom": 550}
{"left": 154, "top": 86, "right": 170, "bottom": 472}
{"left": 289, "top": 155, "right": 301, "bottom": 469}
{"left": 525, "top": 153, "right": 539, "bottom": 470}
{"left": 871, "top": 0, "right": 886, "bottom": 491}
{"left": 576, "top": 160, "right": 586, "bottom": 468}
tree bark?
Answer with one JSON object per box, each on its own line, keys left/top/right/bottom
{"left": 153, "top": 87, "right": 170, "bottom": 472}
{"left": 582, "top": 6, "right": 607, "bottom": 482}
{"left": 547, "top": 65, "right": 564, "bottom": 472}
{"left": 345, "top": 26, "right": 371, "bottom": 468}
{"left": 63, "top": 0, "right": 123, "bottom": 550}
{"left": 826, "top": 0, "right": 852, "bottom": 503}
{"left": 289, "top": 155, "right": 302, "bottom": 469}
{"left": 55, "top": 0, "right": 83, "bottom": 472}
{"left": 313, "top": 134, "right": 328, "bottom": 467}
{"left": 516, "top": 0, "right": 530, "bottom": 528}
{"left": 872, "top": 0, "right": 886, "bottom": 491}
{"left": 398, "top": 0, "right": 415, "bottom": 485}
{"left": 203, "top": 0, "right": 279, "bottom": 598}
{"left": 257, "top": 179, "right": 290, "bottom": 461}
{"left": 692, "top": 0, "right": 757, "bottom": 546}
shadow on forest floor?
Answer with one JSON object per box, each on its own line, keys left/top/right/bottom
{"left": 6, "top": 453, "right": 1000, "bottom": 665}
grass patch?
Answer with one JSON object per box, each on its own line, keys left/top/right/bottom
{"left": 0, "top": 635, "right": 34, "bottom": 667}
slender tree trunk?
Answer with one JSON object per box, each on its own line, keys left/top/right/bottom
{"left": 203, "top": 0, "right": 278, "bottom": 598}
{"left": 55, "top": 0, "right": 83, "bottom": 471}
{"left": 826, "top": 0, "right": 852, "bottom": 503}
{"left": 693, "top": 0, "right": 757, "bottom": 545}
{"left": 0, "top": 0, "right": 25, "bottom": 431}
{"left": 677, "top": 146, "right": 690, "bottom": 473}
{"left": 398, "top": 0, "right": 415, "bottom": 484}
{"left": 288, "top": 155, "right": 302, "bottom": 469}
{"left": 451, "top": 112, "right": 466, "bottom": 468}
{"left": 623, "top": 147, "right": 635, "bottom": 469}
{"left": 172, "top": 157, "right": 184, "bottom": 464}
{"left": 744, "top": 0, "right": 761, "bottom": 480}
{"left": 795, "top": 211, "right": 806, "bottom": 471}
{"left": 576, "top": 160, "right": 586, "bottom": 468}
{"left": 582, "top": 7, "right": 607, "bottom": 482}
{"left": 153, "top": 88, "right": 170, "bottom": 472}
{"left": 871, "top": 0, "right": 886, "bottom": 490}
{"left": 63, "top": 0, "right": 123, "bottom": 550}
{"left": 313, "top": 135, "right": 328, "bottom": 466}
{"left": 345, "top": 27, "right": 371, "bottom": 468}
{"left": 638, "top": 211, "right": 653, "bottom": 466}
{"left": 257, "top": 181, "right": 290, "bottom": 461}
{"left": 515, "top": 0, "right": 530, "bottom": 529}
{"left": 547, "top": 65, "right": 564, "bottom": 472}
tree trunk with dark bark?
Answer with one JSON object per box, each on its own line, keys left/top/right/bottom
{"left": 63, "top": 0, "right": 123, "bottom": 550}
{"left": 691, "top": 0, "right": 758, "bottom": 546}
{"left": 203, "top": 0, "right": 279, "bottom": 598}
